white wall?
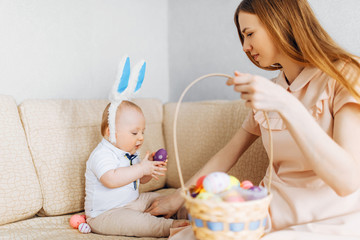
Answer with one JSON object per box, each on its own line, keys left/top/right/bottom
{"left": 168, "top": 0, "right": 360, "bottom": 102}
{"left": 1, "top": 1, "right": 359, "bottom": 104}
{"left": 0, "top": 0, "right": 169, "bottom": 104}
{"left": 309, "top": 0, "right": 360, "bottom": 56}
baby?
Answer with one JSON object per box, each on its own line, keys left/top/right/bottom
{"left": 85, "top": 100, "right": 189, "bottom": 237}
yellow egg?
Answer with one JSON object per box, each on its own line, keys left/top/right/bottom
{"left": 196, "top": 192, "right": 214, "bottom": 200}
{"left": 227, "top": 175, "right": 240, "bottom": 190}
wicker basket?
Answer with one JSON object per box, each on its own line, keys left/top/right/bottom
{"left": 173, "top": 73, "right": 274, "bottom": 240}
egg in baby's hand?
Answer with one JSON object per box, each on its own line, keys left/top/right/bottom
{"left": 153, "top": 148, "right": 167, "bottom": 162}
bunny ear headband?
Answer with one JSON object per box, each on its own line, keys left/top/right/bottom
{"left": 108, "top": 56, "right": 146, "bottom": 143}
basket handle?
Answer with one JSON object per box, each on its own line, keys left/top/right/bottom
{"left": 173, "top": 73, "right": 273, "bottom": 194}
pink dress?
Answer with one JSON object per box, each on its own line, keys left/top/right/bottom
{"left": 170, "top": 63, "right": 360, "bottom": 240}
{"left": 245, "top": 63, "right": 360, "bottom": 239}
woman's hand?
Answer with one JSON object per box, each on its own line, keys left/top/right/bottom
{"left": 227, "top": 71, "right": 292, "bottom": 113}
{"left": 145, "top": 189, "right": 184, "bottom": 218}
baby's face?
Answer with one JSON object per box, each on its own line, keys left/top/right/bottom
{"left": 113, "top": 108, "right": 145, "bottom": 155}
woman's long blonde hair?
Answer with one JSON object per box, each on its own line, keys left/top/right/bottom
{"left": 234, "top": 0, "right": 360, "bottom": 101}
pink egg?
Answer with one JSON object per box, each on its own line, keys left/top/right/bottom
{"left": 221, "top": 189, "right": 245, "bottom": 202}
{"left": 223, "top": 195, "right": 245, "bottom": 202}
{"left": 240, "top": 180, "right": 253, "bottom": 189}
{"left": 69, "top": 214, "right": 86, "bottom": 229}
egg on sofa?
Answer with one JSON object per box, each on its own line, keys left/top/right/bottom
{"left": 69, "top": 214, "right": 86, "bottom": 229}
{"left": 78, "top": 223, "right": 91, "bottom": 234}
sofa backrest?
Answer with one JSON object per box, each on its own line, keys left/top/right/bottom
{"left": 0, "top": 95, "right": 42, "bottom": 225}
{"left": 1, "top": 96, "right": 268, "bottom": 220}
{"left": 18, "top": 98, "right": 165, "bottom": 216}
{"left": 163, "top": 100, "right": 269, "bottom": 188}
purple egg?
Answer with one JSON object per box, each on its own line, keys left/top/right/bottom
{"left": 191, "top": 192, "right": 199, "bottom": 198}
{"left": 249, "top": 186, "right": 262, "bottom": 192}
{"left": 154, "top": 148, "right": 167, "bottom": 162}
{"left": 247, "top": 186, "right": 268, "bottom": 200}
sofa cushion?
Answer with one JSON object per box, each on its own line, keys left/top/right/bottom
{"left": 0, "top": 214, "right": 165, "bottom": 240}
{"left": 0, "top": 188, "right": 174, "bottom": 239}
{"left": 19, "top": 98, "right": 165, "bottom": 216}
{"left": 164, "top": 99, "right": 269, "bottom": 188}
{"left": 0, "top": 95, "right": 42, "bottom": 225}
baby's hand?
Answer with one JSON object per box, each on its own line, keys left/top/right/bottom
{"left": 140, "top": 152, "right": 167, "bottom": 180}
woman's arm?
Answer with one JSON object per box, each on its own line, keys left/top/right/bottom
{"left": 145, "top": 127, "right": 259, "bottom": 217}
{"left": 229, "top": 72, "right": 360, "bottom": 196}
{"left": 183, "top": 127, "right": 259, "bottom": 188}
{"left": 281, "top": 100, "right": 360, "bottom": 196}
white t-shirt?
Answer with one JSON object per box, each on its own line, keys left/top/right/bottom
{"left": 84, "top": 138, "right": 140, "bottom": 218}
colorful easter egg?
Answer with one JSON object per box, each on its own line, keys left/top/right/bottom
{"left": 189, "top": 185, "right": 197, "bottom": 197}
{"left": 223, "top": 194, "right": 245, "bottom": 202}
{"left": 210, "top": 194, "right": 223, "bottom": 202}
{"left": 240, "top": 180, "right": 253, "bottom": 189}
{"left": 69, "top": 214, "right": 86, "bottom": 229}
{"left": 196, "top": 192, "right": 214, "bottom": 200}
{"left": 227, "top": 175, "right": 240, "bottom": 189}
{"left": 221, "top": 189, "right": 245, "bottom": 202}
{"left": 203, "top": 172, "right": 230, "bottom": 194}
{"left": 196, "top": 175, "right": 207, "bottom": 189}
{"left": 249, "top": 186, "right": 265, "bottom": 193}
{"left": 190, "top": 185, "right": 206, "bottom": 198}
{"left": 78, "top": 222, "right": 91, "bottom": 233}
{"left": 240, "top": 186, "right": 268, "bottom": 201}
{"left": 153, "top": 148, "right": 167, "bottom": 162}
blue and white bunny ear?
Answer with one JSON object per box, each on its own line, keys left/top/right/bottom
{"left": 123, "top": 60, "right": 146, "bottom": 98}
{"left": 109, "top": 55, "right": 131, "bottom": 102}
{"left": 107, "top": 56, "right": 147, "bottom": 144}
{"left": 133, "top": 60, "right": 146, "bottom": 93}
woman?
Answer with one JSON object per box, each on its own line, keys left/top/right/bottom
{"left": 146, "top": 0, "right": 360, "bottom": 239}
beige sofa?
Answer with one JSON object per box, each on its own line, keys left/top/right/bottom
{"left": 0, "top": 95, "right": 268, "bottom": 240}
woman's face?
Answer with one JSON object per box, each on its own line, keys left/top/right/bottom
{"left": 238, "top": 11, "right": 280, "bottom": 67}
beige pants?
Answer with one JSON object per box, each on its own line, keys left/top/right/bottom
{"left": 87, "top": 192, "right": 173, "bottom": 237}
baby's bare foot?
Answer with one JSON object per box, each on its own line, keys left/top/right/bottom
{"left": 171, "top": 220, "right": 190, "bottom": 228}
